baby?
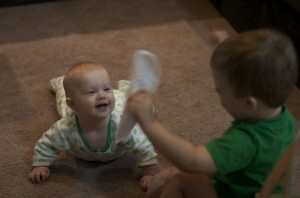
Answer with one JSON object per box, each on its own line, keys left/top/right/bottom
{"left": 28, "top": 62, "right": 159, "bottom": 190}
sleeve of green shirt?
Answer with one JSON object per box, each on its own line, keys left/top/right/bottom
{"left": 205, "top": 128, "right": 256, "bottom": 175}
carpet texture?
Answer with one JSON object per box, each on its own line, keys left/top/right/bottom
{"left": 0, "top": 0, "right": 299, "bottom": 197}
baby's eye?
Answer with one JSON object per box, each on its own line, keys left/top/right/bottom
{"left": 104, "top": 87, "right": 112, "bottom": 92}
{"left": 88, "top": 91, "right": 96, "bottom": 94}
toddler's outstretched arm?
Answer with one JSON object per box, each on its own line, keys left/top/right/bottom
{"left": 126, "top": 89, "right": 218, "bottom": 174}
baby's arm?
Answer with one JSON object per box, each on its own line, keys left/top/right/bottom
{"left": 127, "top": 90, "right": 218, "bottom": 174}
{"left": 28, "top": 134, "right": 58, "bottom": 184}
{"left": 28, "top": 166, "right": 50, "bottom": 183}
{"left": 124, "top": 124, "right": 159, "bottom": 191}
{"left": 28, "top": 120, "right": 70, "bottom": 183}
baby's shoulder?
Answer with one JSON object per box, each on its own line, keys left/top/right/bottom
{"left": 111, "top": 90, "right": 126, "bottom": 122}
{"left": 113, "top": 90, "right": 126, "bottom": 105}
{"left": 49, "top": 112, "right": 77, "bottom": 133}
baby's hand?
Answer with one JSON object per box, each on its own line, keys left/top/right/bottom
{"left": 28, "top": 166, "right": 50, "bottom": 183}
{"left": 139, "top": 175, "right": 154, "bottom": 191}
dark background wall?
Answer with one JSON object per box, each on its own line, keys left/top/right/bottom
{"left": 209, "top": 0, "right": 300, "bottom": 87}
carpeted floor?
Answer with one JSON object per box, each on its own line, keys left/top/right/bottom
{"left": 0, "top": 0, "right": 299, "bottom": 197}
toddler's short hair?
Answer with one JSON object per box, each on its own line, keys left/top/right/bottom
{"left": 211, "top": 29, "right": 298, "bottom": 108}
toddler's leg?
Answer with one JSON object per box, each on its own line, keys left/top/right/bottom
{"left": 160, "top": 172, "right": 218, "bottom": 198}
{"left": 49, "top": 76, "right": 71, "bottom": 118}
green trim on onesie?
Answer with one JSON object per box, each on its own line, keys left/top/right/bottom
{"left": 76, "top": 115, "right": 112, "bottom": 152}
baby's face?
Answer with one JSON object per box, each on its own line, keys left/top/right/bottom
{"left": 69, "top": 68, "right": 115, "bottom": 120}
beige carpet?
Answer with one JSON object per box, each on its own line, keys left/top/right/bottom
{"left": 0, "top": 0, "right": 299, "bottom": 197}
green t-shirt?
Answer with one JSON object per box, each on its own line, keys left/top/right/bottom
{"left": 205, "top": 106, "right": 296, "bottom": 198}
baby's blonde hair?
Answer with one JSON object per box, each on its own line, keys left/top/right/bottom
{"left": 63, "top": 61, "right": 107, "bottom": 97}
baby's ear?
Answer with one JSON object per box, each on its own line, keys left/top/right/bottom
{"left": 245, "top": 96, "right": 257, "bottom": 110}
{"left": 66, "top": 97, "right": 76, "bottom": 111}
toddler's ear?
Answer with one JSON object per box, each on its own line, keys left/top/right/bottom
{"left": 66, "top": 97, "right": 76, "bottom": 111}
{"left": 245, "top": 96, "right": 257, "bottom": 110}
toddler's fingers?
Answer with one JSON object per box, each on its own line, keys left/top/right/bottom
{"left": 128, "top": 89, "right": 147, "bottom": 101}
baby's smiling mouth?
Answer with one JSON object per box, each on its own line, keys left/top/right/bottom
{"left": 96, "top": 103, "right": 108, "bottom": 108}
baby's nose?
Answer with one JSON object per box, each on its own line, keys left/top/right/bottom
{"left": 97, "top": 91, "right": 106, "bottom": 99}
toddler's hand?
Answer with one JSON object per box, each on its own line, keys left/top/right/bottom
{"left": 139, "top": 175, "right": 154, "bottom": 191}
{"left": 127, "top": 89, "right": 155, "bottom": 128}
{"left": 28, "top": 166, "right": 50, "bottom": 183}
